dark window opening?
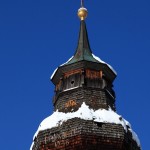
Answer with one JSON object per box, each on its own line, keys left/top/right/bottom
{"left": 95, "top": 122, "right": 104, "bottom": 128}
{"left": 71, "top": 81, "right": 75, "bottom": 84}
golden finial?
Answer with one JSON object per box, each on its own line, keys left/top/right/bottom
{"left": 78, "top": 0, "right": 88, "bottom": 20}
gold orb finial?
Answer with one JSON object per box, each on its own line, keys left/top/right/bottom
{"left": 78, "top": 7, "right": 88, "bottom": 20}
{"left": 78, "top": 0, "right": 88, "bottom": 20}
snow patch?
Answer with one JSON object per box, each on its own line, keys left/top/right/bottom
{"left": 78, "top": 7, "right": 88, "bottom": 12}
{"left": 50, "top": 56, "right": 74, "bottom": 80}
{"left": 63, "top": 86, "right": 79, "bottom": 92}
{"left": 50, "top": 68, "right": 58, "bottom": 80}
{"left": 31, "top": 103, "right": 140, "bottom": 149}
{"left": 129, "top": 128, "right": 141, "bottom": 147}
{"left": 92, "top": 54, "right": 117, "bottom": 75}
{"left": 50, "top": 54, "right": 117, "bottom": 80}
{"left": 60, "top": 56, "right": 74, "bottom": 66}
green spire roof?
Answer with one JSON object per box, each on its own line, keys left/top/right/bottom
{"left": 65, "top": 20, "right": 99, "bottom": 65}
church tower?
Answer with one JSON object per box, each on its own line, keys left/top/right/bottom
{"left": 31, "top": 2, "right": 141, "bottom": 150}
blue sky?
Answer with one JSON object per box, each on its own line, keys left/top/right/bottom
{"left": 0, "top": 0, "right": 149, "bottom": 149}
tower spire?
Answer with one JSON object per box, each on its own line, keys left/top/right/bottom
{"left": 65, "top": 1, "right": 99, "bottom": 65}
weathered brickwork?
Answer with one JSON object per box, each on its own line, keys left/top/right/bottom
{"left": 32, "top": 118, "right": 140, "bottom": 150}
{"left": 54, "top": 87, "right": 115, "bottom": 112}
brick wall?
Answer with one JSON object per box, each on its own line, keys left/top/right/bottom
{"left": 32, "top": 118, "right": 140, "bottom": 150}
{"left": 54, "top": 87, "right": 115, "bottom": 112}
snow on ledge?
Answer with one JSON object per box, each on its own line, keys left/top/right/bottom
{"left": 92, "top": 54, "right": 117, "bottom": 75}
{"left": 50, "top": 67, "right": 58, "bottom": 80}
{"left": 50, "top": 56, "right": 74, "bottom": 80}
{"left": 63, "top": 86, "right": 79, "bottom": 92}
{"left": 31, "top": 103, "right": 140, "bottom": 149}
{"left": 50, "top": 54, "right": 117, "bottom": 80}
{"left": 78, "top": 7, "right": 88, "bottom": 12}
{"left": 60, "top": 56, "right": 74, "bottom": 66}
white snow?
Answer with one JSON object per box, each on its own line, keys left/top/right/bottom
{"left": 92, "top": 54, "right": 117, "bottom": 75}
{"left": 30, "top": 142, "right": 34, "bottom": 150}
{"left": 78, "top": 7, "right": 88, "bottom": 12}
{"left": 129, "top": 128, "right": 141, "bottom": 147}
{"left": 50, "top": 54, "right": 117, "bottom": 80}
{"left": 63, "top": 86, "right": 79, "bottom": 92}
{"left": 50, "top": 56, "right": 74, "bottom": 80}
{"left": 31, "top": 103, "right": 140, "bottom": 149}
{"left": 60, "top": 56, "right": 74, "bottom": 66}
{"left": 50, "top": 68, "right": 58, "bottom": 80}
{"left": 105, "top": 89, "right": 115, "bottom": 99}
